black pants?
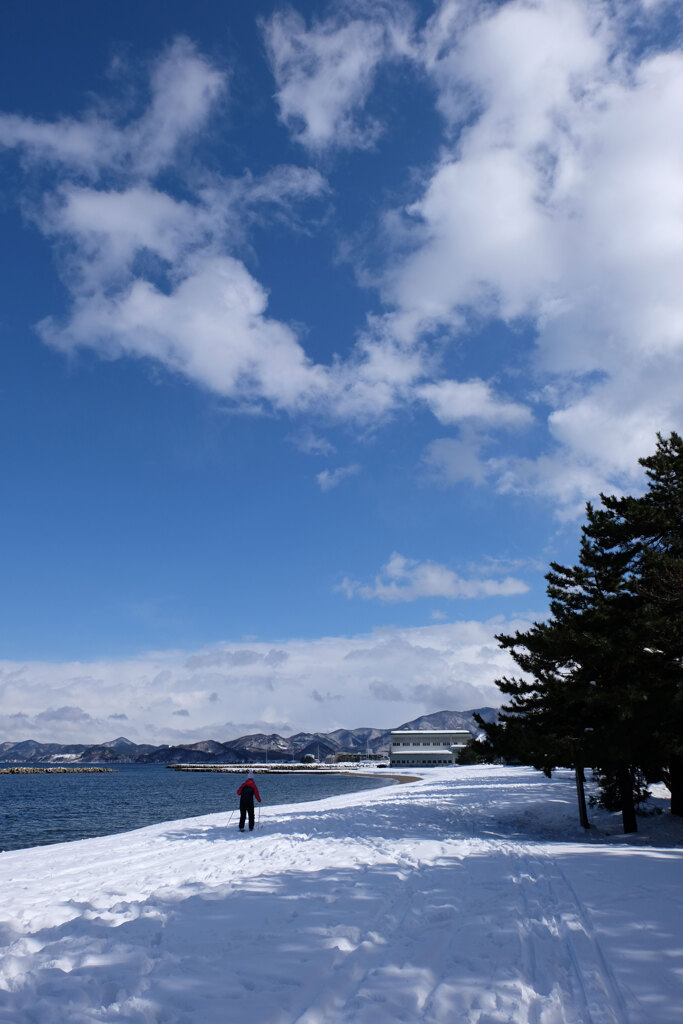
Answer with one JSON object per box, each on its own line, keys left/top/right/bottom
{"left": 239, "top": 805, "right": 255, "bottom": 830}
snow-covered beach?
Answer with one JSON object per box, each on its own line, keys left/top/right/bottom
{"left": 1, "top": 765, "right": 681, "bottom": 1024}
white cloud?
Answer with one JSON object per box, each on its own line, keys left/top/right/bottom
{"left": 375, "top": 0, "right": 683, "bottom": 511}
{"left": 42, "top": 185, "right": 210, "bottom": 292}
{"left": 36, "top": 224, "right": 433, "bottom": 421}
{"left": 40, "top": 167, "right": 329, "bottom": 294}
{"left": 234, "top": 165, "right": 329, "bottom": 207}
{"left": 0, "top": 618, "right": 534, "bottom": 744}
{"left": 422, "top": 433, "right": 625, "bottom": 519}
{"left": 384, "top": 150, "right": 555, "bottom": 325}
{"left": 262, "top": 4, "right": 413, "bottom": 150}
{"left": 40, "top": 254, "right": 329, "bottom": 413}
{"left": 0, "top": 39, "right": 448, "bottom": 427}
{"left": 0, "top": 42, "right": 340, "bottom": 418}
{"left": 0, "top": 38, "right": 225, "bottom": 177}
{"left": 316, "top": 464, "right": 361, "bottom": 491}
{"left": 325, "top": 317, "right": 434, "bottom": 423}
{"left": 4, "top": 8, "right": 682, "bottom": 512}
{"left": 339, "top": 552, "right": 529, "bottom": 602}
{"left": 34, "top": 705, "right": 95, "bottom": 726}
{"left": 489, "top": 451, "right": 611, "bottom": 522}
{"left": 419, "top": 378, "right": 532, "bottom": 428}
{"left": 129, "top": 37, "right": 228, "bottom": 177}
{"left": 422, "top": 436, "right": 490, "bottom": 486}
{"left": 290, "top": 431, "right": 337, "bottom": 456}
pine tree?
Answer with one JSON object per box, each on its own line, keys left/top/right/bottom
{"left": 588, "top": 432, "right": 683, "bottom": 814}
{"left": 475, "top": 624, "right": 595, "bottom": 829}
{"left": 480, "top": 522, "right": 647, "bottom": 833}
{"left": 478, "top": 434, "right": 683, "bottom": 832}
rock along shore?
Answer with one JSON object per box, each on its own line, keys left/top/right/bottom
{"left": 170, "top": 764, "right": 418, "bottom": 783}
{"left": 170, "top": 763, "right": 378, "bottom": 773}
{"left": 0, "top": 766, "right": 116, "bottom": 774}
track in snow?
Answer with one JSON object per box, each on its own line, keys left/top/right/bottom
{"left": 1, "top": 766, "right": 681, "bottom": 1024}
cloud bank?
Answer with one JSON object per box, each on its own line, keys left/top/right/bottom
{"left": 0, "top": 618, "right": 532, "bottom": 745}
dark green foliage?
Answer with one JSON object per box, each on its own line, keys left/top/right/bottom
{"left": 589, "top": 768, "right": 650, "bottom": 812}
{"left": 455, "top": 739, "right": 492, "bottom": 765}
{"left": 591, "top": 433, "right": 683, "bottom": 817}
{"left": 478, "top": 433, "right": 683, "bottom": 832}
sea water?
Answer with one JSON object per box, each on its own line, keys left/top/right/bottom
{"left": 0, "top": 763, "right": 396, "bottom": 851}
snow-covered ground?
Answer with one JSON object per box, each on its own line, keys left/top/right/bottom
{"left": 0, "top": 765, "right": 681, "bottom": 1024}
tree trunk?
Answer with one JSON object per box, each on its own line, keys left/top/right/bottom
{"left": 668, "top": 755, "right": 683, "bottom": 817}
{"left": 617, "top": 763, "right": 638, "bottom": 833}
{"left": 575, "top": 763, "right": 590, "bottom": 829}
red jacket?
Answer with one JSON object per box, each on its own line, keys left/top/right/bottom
{"left": 237, "top": 779, "right": 261, "bottom": 804}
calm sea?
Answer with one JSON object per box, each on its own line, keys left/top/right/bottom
{"left": 0, "top": 764, "right": 396, "bottom": 852}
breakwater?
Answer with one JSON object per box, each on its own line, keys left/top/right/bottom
{"left": 0, "top": 766, "right": 116, "bottom": 774}
{"left": 172, "top": 764, "right": 353, "bottom": 773}
{"left": 171, "top": 762, "right": 388, "bottom": 773}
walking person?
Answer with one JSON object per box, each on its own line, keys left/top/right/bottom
{"left": 237, "top": 771, "right": 261, "bottom": 832}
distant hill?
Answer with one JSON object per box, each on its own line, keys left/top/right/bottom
{"left": 101, "top": 736, "right": 157, "bottom": 754}
{"left": 0, "top": 740, "right": 88, "bottom": 761}
{"left": 0, "top": 709, "right": 498, "bottom": 765}
{"left": 396, "top": 708, "right": 497, "bottom": 734}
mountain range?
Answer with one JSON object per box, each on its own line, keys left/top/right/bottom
{"left": 0, "top": 709, "right": 497, "bottom": 765}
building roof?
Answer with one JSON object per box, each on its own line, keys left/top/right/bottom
{"left": 391, "top": 729, "right": 471, "bottom": 735}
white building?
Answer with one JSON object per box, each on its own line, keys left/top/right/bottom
{"left": 390, "top": 729, "right": 471, "bottom": 767}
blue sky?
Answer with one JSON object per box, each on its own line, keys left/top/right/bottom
{"left": 1, "top": 0, "right": 682, "bottom": 743}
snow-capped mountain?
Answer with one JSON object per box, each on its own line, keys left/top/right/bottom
{"left": 0, "top": 709, "right": 497, "bottom": 764}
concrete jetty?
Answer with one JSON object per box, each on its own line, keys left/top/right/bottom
{"left": 0, "top": 766, "right": 116, "bottom": 774}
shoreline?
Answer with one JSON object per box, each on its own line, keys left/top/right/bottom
{"left": 171, "top": 764, "right": 420, "bottom": 784}
{"left": 0, "top": 766, "right": 116, "bottom": 774}
{"left": 356, "top": 771, "right": 421, "bottom": 784}
{"left": 0, "top": 763, "right": 414, "bottom": 854}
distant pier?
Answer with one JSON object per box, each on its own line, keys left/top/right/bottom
{"left": 0, "top": 766, "right": 116, "bottom": 774}
{"left": 170, "top": 764, "right": 417, "bottom": 783}
{"left": 170, "top": 764, "right": 349, "bottom": 773}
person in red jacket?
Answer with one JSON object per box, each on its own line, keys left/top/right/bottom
{"left": 236, "top": 771, "right": 261, "bottom": 831}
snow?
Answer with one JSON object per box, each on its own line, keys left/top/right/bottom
{"left": 0, "top": 765, "right": 681, "bottom": 1024}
